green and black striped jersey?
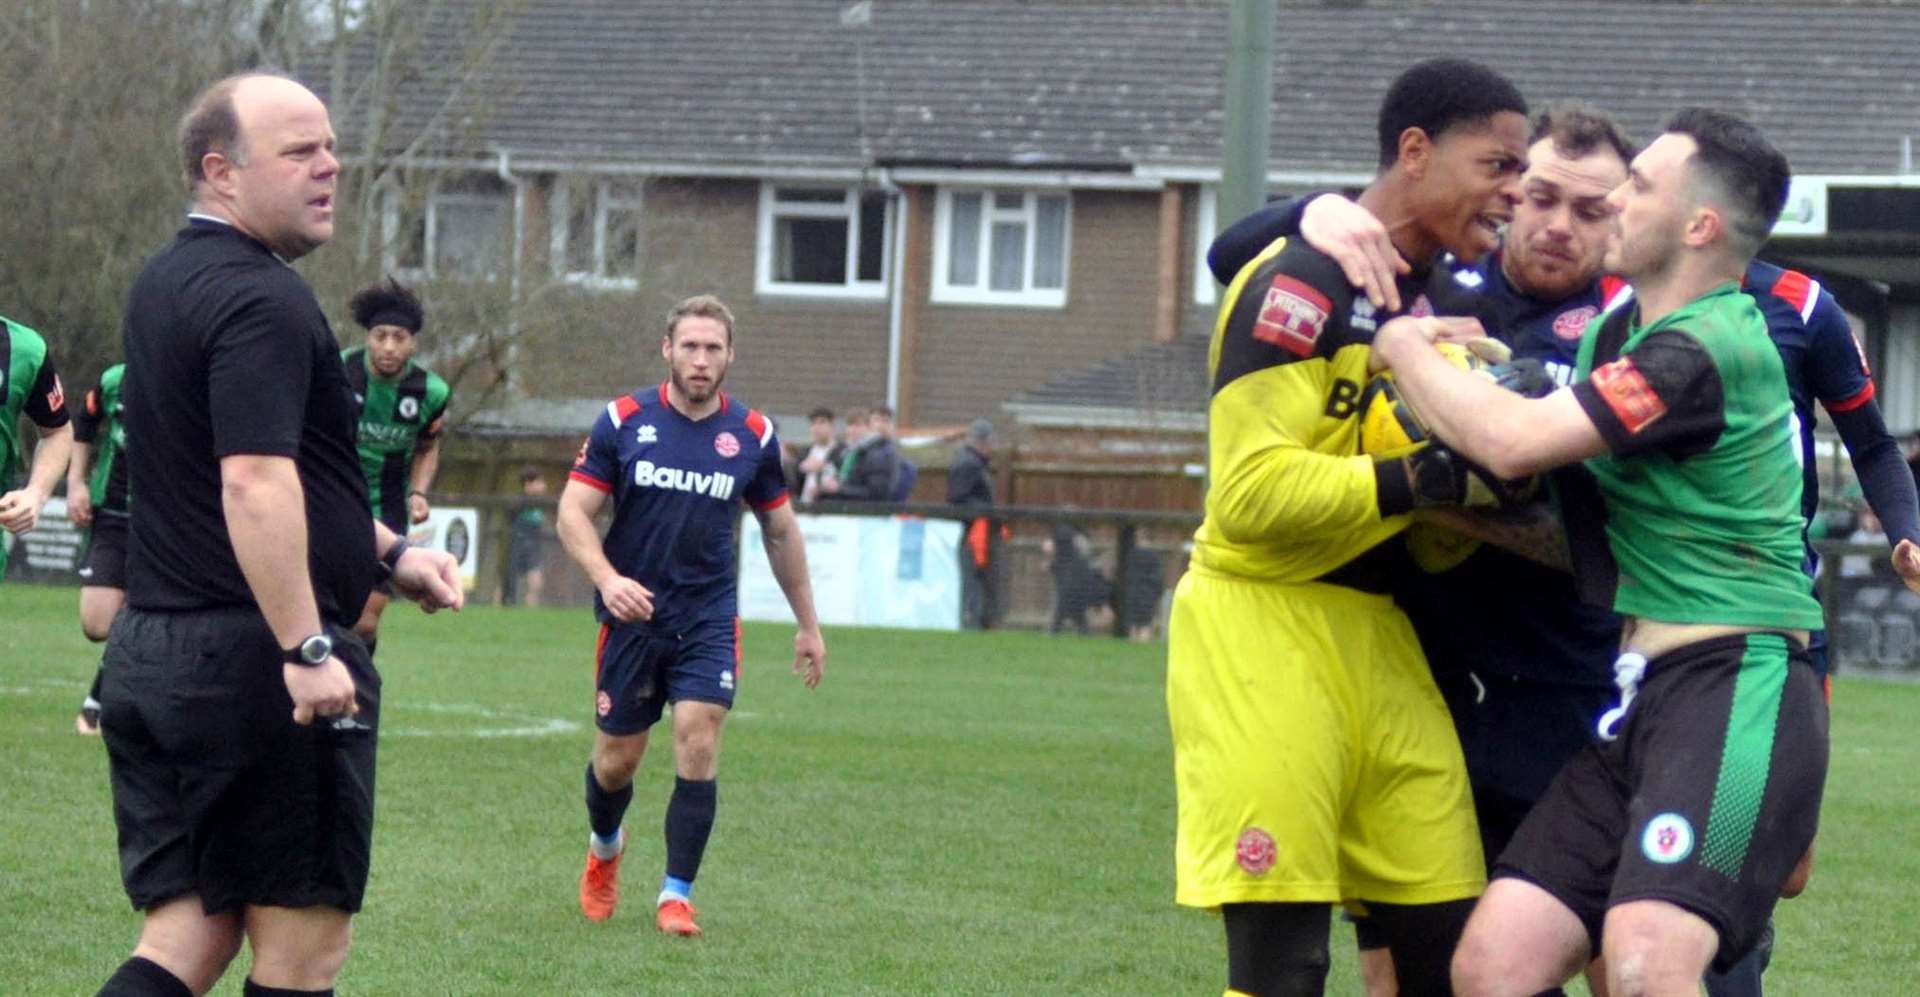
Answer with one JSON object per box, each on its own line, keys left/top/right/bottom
{"left": 73, "top": 363, "right": 129, "bottom": 515}
{"left": 342, "top": 347, "right": 450, "bottom": 531}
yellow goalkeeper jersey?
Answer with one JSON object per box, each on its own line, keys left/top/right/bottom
{"left": 1192, "top": 236, "right": 1483, "bottom": 587}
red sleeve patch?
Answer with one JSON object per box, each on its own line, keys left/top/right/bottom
{"left": 744, "top": 407, "right": 771, "bottom": 447}
{"left": 1770, "top": 269, "right": 1813, "bottom": 315}
{"left": 1590, "top": 358, "right": 1667, "bottom": 434}
{"left": 1251, "top": 274, "right": 1332, "bottom": 358}
{"left": 613, "top": 394, "right": 642, "bottom": 424}
{"left": 46, "top": 375, "right": 64, "bottom": 414}
{"left": 85, "top": 389, "right": 101, "bottom": 418}
{"left": 572, "top": 438, "right": 591, "bottom": 468}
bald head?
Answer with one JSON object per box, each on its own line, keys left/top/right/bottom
{"left": 179, "top": 72, "right": 338, "bottom": 259}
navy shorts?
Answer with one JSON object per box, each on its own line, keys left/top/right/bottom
{"left": 1494, "top": 633, "right": 1827, "bottom": 972}
{"left": 593, "top": 617, "right": 740, "bottom": 734}
{"left": 101, "top": 607, "right": 380, "bottom": 915}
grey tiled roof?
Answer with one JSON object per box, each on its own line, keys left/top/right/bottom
{"left": 318, "top": 0, "right": 1920, "bottom": 178}
{"left": 1008, "top": 335, "right": 1212, "bottom": 417}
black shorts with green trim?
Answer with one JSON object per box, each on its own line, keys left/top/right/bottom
{"left": 1492, "top": 632, "right": 1827, "bottom": 972}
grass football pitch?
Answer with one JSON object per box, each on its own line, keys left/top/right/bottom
{"left": 3, "top": 583, "right": 1917, "bottom": 994}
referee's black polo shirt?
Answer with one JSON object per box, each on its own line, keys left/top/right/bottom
{"left": 122, "top": 216, "right": 374, "bottom": 625}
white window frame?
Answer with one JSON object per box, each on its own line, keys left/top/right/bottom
{"left": 1194, "top": 185, "right": 1218, "bottom": 307}
{"left": 381, "top": 178, "right": 512, "bottom": 281}
{"left": 754, "top": 184, "right": 892, "bottom": 300}
{"left": 551, "top": 178, "right": 644, "bottom": 289}
{"left": 931, "top": 187, "right": 1071, "bottom": 307}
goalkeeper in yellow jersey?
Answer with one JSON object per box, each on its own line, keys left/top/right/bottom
{"left": 1168, "top": 58, "right": 1529, "bottom": 996}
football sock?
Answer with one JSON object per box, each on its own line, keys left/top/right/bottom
{"left": 1222, "top": 902, "right": 1330, "bottom": 997}
{"left": 660, "top": 876, "right": 694, "bottom": 905}
{"left": 243, "top": 981, "right": 333, "bottom": 996}
{"left": 585, "top": 763, "right": 633, "bottom": 848}
{"left": 1366, "top": 899, "right": 1477, "bottom": 997}
{"left": 662, "top": 776, "right": 717, "bottom": 895}
{"left": 97, "top": 956, "right": 192, "bottom": 997}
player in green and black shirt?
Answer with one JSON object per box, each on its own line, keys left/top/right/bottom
{"left": 1373, "top": 110, "right": 1825, "bottom": 992}
{"left": 341, "top": 278, "right": 451, "bottom": 649}
{"left": 68, "top": 362, "right": 129, "bottom": 734}
{"left": 1, "top": 315, "right": 73, "bottom": 577}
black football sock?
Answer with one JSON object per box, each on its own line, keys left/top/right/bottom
{"left": 662, "top": 776, "right": 717, "bottom": 894}
{"left": 585, "top": 762, "right": 633, "bottom": 843}
{"left": 97, "top": 956, "right": 192, "bottom": 997}
{"left": 243, "top": 981, "right": 333, "bottom": 996}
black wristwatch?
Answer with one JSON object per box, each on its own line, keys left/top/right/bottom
{"left": 284, "top": 633, "right": 333, "bottom": 667}
{"left": 378, "top": 536, "right": 410, "bottom": 579}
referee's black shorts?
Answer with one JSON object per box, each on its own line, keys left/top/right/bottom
{"left": 100, "top": 606, "right": 382, "bottom": 915}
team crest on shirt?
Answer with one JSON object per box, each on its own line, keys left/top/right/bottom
{"left": 713, "top": 432, "right": 740, "bottom": 458}
{"left": 1641, "top": 812, "right": 1694, "bottom": 864}
{"left": 1350, "top": 298, "right": 1377, "bottom": 333}
{"left": 1251, "top": 275, "right": 1332, "bottom": 358}
{"left": 636, "top": 424, "right": 658, "bottom": 445}
{"left": 1552, "top": 306, "right": 1599, "bottom": 341}
{"left": 1235, "top": 827, "right": 1277, "bottom": 875}
{"left": 596, "top": 691, "right": 612, "bottom": 717}
{"left": 397, "top": 396, "right": 419, "bottom": 420}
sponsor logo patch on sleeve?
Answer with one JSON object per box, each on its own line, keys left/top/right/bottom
{"left": 1251, "top": 274, "right": 1333, "bottom": 358}
{"left": 1590, "top": 357, "right": 1667, "bottom": 434}
{"left": 46, "top": 375, "right": 64, "bottom": 413}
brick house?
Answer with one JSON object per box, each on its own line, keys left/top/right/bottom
{"left": 314, "top": 0, "right": 1920, "bottom": 503}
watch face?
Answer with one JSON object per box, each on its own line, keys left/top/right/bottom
{"left": 301, "top": 635, "right": 333, "bottom": 664}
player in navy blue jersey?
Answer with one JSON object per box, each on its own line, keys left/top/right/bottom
{"left": 556, "top": 294, "right": 825, "bottom": 938}
{"left": 1211, "top": 103, "right": 1920, "bottom": 996}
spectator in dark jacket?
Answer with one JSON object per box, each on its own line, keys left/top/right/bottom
{"left": 1045, "top": 522, "right": 1112, "bottom": 635}
{"left": 827, "top": 405, "right": 899, "bottom": 501}
{"left": 791, "top": 406, "right": 847, "bottom": 503}
{"left": 948, "top": 418, "right": 1000, "bottom": 628}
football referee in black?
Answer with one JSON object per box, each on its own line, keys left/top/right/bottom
{"left": 95, "top": 72, "right": 463, "bottom": 997}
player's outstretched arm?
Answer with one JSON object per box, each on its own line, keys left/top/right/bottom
{"left": 1299, "top": 194, "right": 1408, "bottom": 311}
{"left": 555, "top": 478, "right": 653, "bottom": 622}
{"left": 1374, "top": 317, "right": 1607, "bottom": 479}
{"left": 0, "top": 422, "right": 73, "bottom": 535}
{"left": 756, "top": 501, "right": 824, "bottom": 689}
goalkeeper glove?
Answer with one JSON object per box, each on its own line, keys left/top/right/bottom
{"left": 1485, "top": 358, "right": 1557, "bottom": 399}
{"left": 1375, "top": 442, "right": 1536, "bottom": 515}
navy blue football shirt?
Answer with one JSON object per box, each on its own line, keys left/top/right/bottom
{"left": 569, "top": 383, "right": 788, "bottom": 634}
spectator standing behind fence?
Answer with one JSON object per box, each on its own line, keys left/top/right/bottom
{"left": 1044, "top": 522, "right": 1112, "bottom": 635}
{"left": 825, "top": 404, "right": 900, "bottom": 501}
{"left": 792, "top": 406, "right": 845, "bottom": 503}
{"left": 948, "top": 418, "right": 1001, "bottom": 629}
{"left": 503, "top": 466, "right": 549, "bottom": 606}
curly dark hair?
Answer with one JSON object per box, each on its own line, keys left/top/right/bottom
{"left": 349, "top": 277, "right": 425, "bottom": 333}
{"left": 1376, "top": 58, "right": 1527, "bottom": 168}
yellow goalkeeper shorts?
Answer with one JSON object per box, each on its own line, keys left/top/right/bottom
{"left": 1166, "top": 567, "right": 1485, "bottom": 908}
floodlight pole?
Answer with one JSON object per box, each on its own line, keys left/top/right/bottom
{"left": 1219, "top": 0, "right": 1275, "bottom": 235}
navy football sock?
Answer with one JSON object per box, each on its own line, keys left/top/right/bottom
{"left": 585, "top": 762, "right": 633, "bottom": 841}
{"left": 663, "top": 776, "right": 717, "bottom": 888}
{"left": 97, "top": 956, "right": 192, "bottom": 997}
